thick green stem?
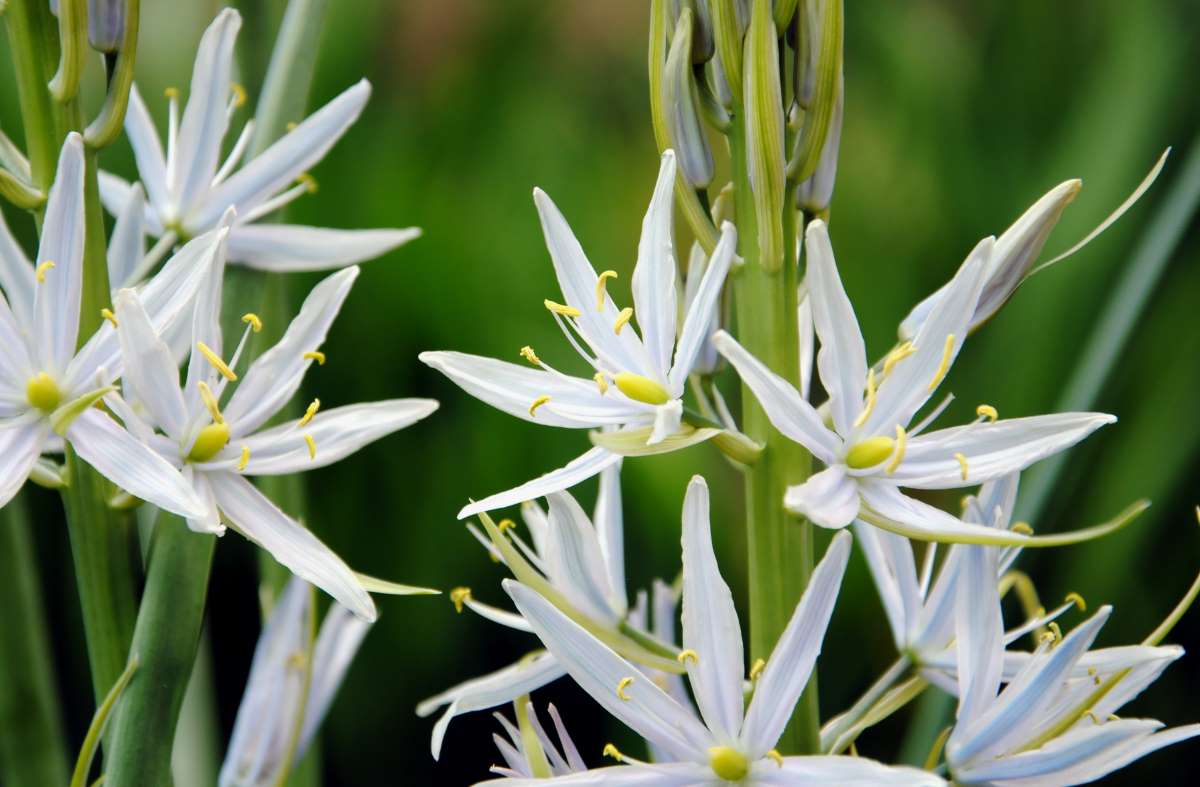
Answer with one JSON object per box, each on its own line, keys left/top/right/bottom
{"left": 729, "top": 114, "right": 817, "bottom": 753}
{"left": 104, "top": 515, "right": 216, "bottom": 787}
{"left": 0, "top": 493, "right": 71, "bottom": 787}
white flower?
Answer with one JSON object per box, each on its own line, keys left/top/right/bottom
{"left": 713, "top": 219, "right": 1114, "bottom": 542}
{"left": 0, "top": 133, "right": 214, "bottom": 517}
{"left": 497, "top": 476, "right": 943, "bottom": 786}
{"left": 219, "top": 577, "right": 371, "bottom": 787}
{"left": 488, "top": 702, "right": 587, "bottom": 780}
{"left": 421, "top": 150, "right": 736, "bottom": 519}
{"left": 109, "top": 260, "right": 438, "bottom": 620}
{"left": 98, "top": 8, "right": 419, "bottom": 286}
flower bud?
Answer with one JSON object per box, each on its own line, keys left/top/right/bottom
{"left": 711, "top": 0, "right": 746, "bottom": 103}
{"left": 671, "top": 0, "right": 716, "bottom": 63}
{"left": 743, "top": 0, "right": 786, "bottom": 272}
{"left": 88, "top": 0, "right": 126, "bottom": 53}
{"left": 788, "top": 0, "right": 842, "bottom": 186}
{"left": 795, "top": 69, "right": 842, "bottom": 214}
{"left": 664, "top": 9, "right": 715, "bottom": 188}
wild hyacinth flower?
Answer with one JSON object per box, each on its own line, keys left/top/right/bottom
{"left": 422, "top": 151, "right": 736, "bottom": 518}
{"left": 713, "top": 219, "right": 1113, "bottom": 542}
{"left": 494, "top": 476, "right": 943, "bottom": 786}
{"left": 487, "top": 702, "right": 587, "bottom": 780}
{"left": 98, "top": 8, "right": 419, "bottom": 284}
{"left": 220, "top": 577, "right": 372, "bottom": 787}
{"left": 0, "top": 133, "right": 213, "bottom": 516}
{"left": 109, "top": 262, "right": 438, "bottom": 620}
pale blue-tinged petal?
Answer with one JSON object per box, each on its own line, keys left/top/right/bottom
{"left": 892, "top": 413, "right": 1115, "bottom": 489}
{"left": 226, "top": 224, "right": 421, "bottom": 271}
{"left": 804, "top": 220, "right": 867, "bottom": 436}
{"left": 504, "top": 579, "right": 712, "bottom": 762}
{"left": 0, "top": 421, "right": 47, "bottom": 508}
{"left": 713, "top": 329, "right": 839, "bottom": 462}
{"left": 0, "top": 208, "right": 34, "bottom": 325}
{"left": 853, "top": 522, "right": 919, "bottom": 651}
{"left": 34, "top": 134, "right": 85, "bottom": 374}
{"left": 207, "top": 471, "right": 375, "bottom": 621}
{"left": 113, "top": 289, "right": 189, "bottom": 438}
{"left": 0, "top": 291, "right": 35, "bottom": 396}
{"left": 631, "top": 151, "right": 679, "bottom": 375}
{"left": 647, "top": 399, "right": 682, "bottom": 445}
{"left": 182, "top": 209, "right": 234, "bottom": 424}
{"left": 66, "top": 408, "right": 206, "bottom": 518}
{"left": 192, "top": 80, "right": 370, "bottom": 231}
{"left": 458, "top": 446, "right": 622, "bottom": 519}
{"left": 98, "top": 170, "right": 165, "bottom": 235}
{"left": 971, "top": 472, "right": 1020, "bottom": 527}
{"left": 755, "top": 755, "right": 947, "bottom": 786}
{"left": 741, "top": 531, "right": 851, "bottom": 757}
{"left": 478, "top": 762, "right": 711, "bottom": 786}
{"left": 1032, "top": 723, "right": 1200, "bottom": 787}
{"left": 858, "top": 483, "right": 1033, "bottom": 545}
{"left": 122, "top": 83, "right": 170, "bottom": 215}
{"left": 783, "top": 466, "right": 859, "bottom": 529}
{"left": 297, "top": 602, "right": 371, "bottom": 754}
{"left": 593, "top": 460, "right": 626, "bottom": 612}
{"left": 182, "top": 465, "right": 224, "bottom": 535}
{"left": 950, "top": 542, "right": 1004, "bottom": 735}
{"left": 1083, "top": 648, "right": 1182, "bottom": 721}
{"left": 798, "top": 290, "right": 814, "bottom": 400}
{"left": 669, "top": 222, "right": 736, "bottom": 391}
{"left": 680, "top": 475, "right": 745, "bottom": 744}
{"left": 108, "top": 183, "right": 146, "bottom": 289}
{"left": 543, "top": 490, "right": 622, "bottom": 624}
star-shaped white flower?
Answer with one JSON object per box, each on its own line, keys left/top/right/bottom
{"left": 714, "top": 219, "right": 1114, "bottom": 543}
{"left": 97, "top": 8, "right": 419, "bottom": 286}
{"left": 496, "top": 476, "right": 943, "bottom": 786}
{"left": 0, "top": 133, "right": 215, "bottom": 518}
{"left": 109, "top": 259, "right": 437, "bottom": 620}
{"left": 421, "top": 150, "right": 736, "bottom": 519}
{"left": 487, "top": 701, "right": 588, "bottom": 781}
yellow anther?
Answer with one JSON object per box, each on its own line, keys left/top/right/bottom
{"left": 528, "top": 395, "right": 551, "bottom": 417}
{"left": 519, "top": 346, "right": 540, "bottom": 366}
{"left": 231, "top": 82, "right": 247, "bottom": 108}
{"left": 1048, "top": 621, "right": 1063, "bottom": 641}
{"left": 849, "top": 741, "right": 859, "bottom": 757}
{"left": 960, "top": 495, "right": 971, "bottom": 512}
{"left": 544, "top": 299, "right": 581, "bottom": 318}
{"left": 197, "top": 341, "right": 237, "bottom": 381}
{"left": 708, "top": 746, "right": 749, "bottom": 781}
{"left": 613, "top": 372, "right": 670, "bottom": 405}
{"left": 766, "top": 749, "right": 784, "bottom": 767}
{"left": 852, "top": 368, "right": 877, "bottom": 428}
{"left": 602, "top": 743, "right": 623, "bottom": 762}
{"left": 1011, "top": 521, "right": 1034, "bottom": 535}
{"left": 845, "top": 436, "right": 896, "bottom": 469}
{"left": 35, "top": 260, "right": 55, "bottom": 283}
{"left": 749, "top": 658, "right": 766, "bottom": 681}
{"left": 196, "top": 381, "right": 225, "bottom": 424}
{"left": 953, "top": 452, "right": 969, "bottom": 481}
{"left": 303, "top": 350, "right": 326, "bottom": 365}
{"left": 882, "top": 341, "right": 917, "bottom": 377}
{"left": 885, "top": 424, "right": 907, "bottom": 475}
{"left": 100, "top": 308, "right": 118, "bottom": 327}
{"left": 285, "top": 121, "right": 298, "bottom": 132}
{"left": 25, "top": 372, "right": 62, "bottom": 413}
{"left": 676, "top": 649, "right": 699, "bottom": 665}
{"left": 286, "top": 650, "right": 308, "bottom": 671}
{"left": 593, "top": 372, "right": 609, "bottom": 394}
{"left": 976, "top": 404, "right": 999, "bottom": 422}
{"left": 296, "top": 172, "right": 318, "bottom": 193}
{"left": 1094, "top": 674, "right": 1103, "bottom": 686}
{"left": 449, "top": 586, "right": 472, "bottom": 613}
{"left": 613, "top": 307, "right": 634, "bottom": 335}
{"left": 237, "top": 445, "right": 250, "bottom": 472}
{"left": 928, "top": 334, "right": 956, "bottom": 391}
{"left": 188, "top": 422, "right": 230, "bottom": 463}
{"left": 164, "top": 86, "right": 179, "bottom": 98}
{"left": 299, "top": 398, "right": 320, "bottom": 427}
{"left": 1087, "top": 667, "right": 1098, "bottom": 676}
{"left": 595, "top": 270, "right": 618, "bottom": 310}
{"left": 1108, "top": 713, "right": 1120, "bottom": 721}
{"left": 1039, "top": 630, "right": 1057, "bottom": 645}
{"left": 1087, "top": 711, "right": 1102, "bottom": 725}
{"left": 1065, "top": 592, "right": 1087, "bottom": 612}
{"left": 497, "top": 518, "right": 516, "bottom": 533}
{"left": 616, "top": 676, "right": 634, "bottom": 700}
{"left": 241, "top": 313, "right": 262, "bottom": 333}
{"left": 304, "top": 434, "right": 317, "bottom": 460}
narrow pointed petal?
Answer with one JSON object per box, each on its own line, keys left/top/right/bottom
{"left": 122, "top": 84, "right": 170, "bottom": 214}
{"left": 98, "top": 170, "right": 164, "bottom": 235}
{"left": 971, "top": 472, "right": 1020, "bottom": 527}
{"left": 297, "top": 603, "right": 372, "bottom": 753}
{"left": 458, "top": 446, "right": 622, "bottom": 519}
{"left": 114, "top": 289, "right": 189, "bottom": 437}
{"left": 108, "top": 183, "right": 146, "bottom": 288}
{"left": 741, "top": 530, "right": 851, "bottom": 757}
{"left": 183, "top": 210, "right": 234, "bottom": 408}
{"left": 631, "top": 151, "right": 679, "bottom": 375}
{"left": 713, "top": 329, "right": 839, "bottom": 462}
{"left": 647, "top": 399, "right": 682, "bottom": 444}
{"left": 593, "top": 460, "right": 627, "bottom": 612}
{"left": 66, "top": 408, "right": 206, "bottom": 518}
{"left": 193, "top": 80, "right": 370, "bottom": 231}
{"left": 34, "top": 134, "right": 85, "bottom": 373}
{"left": 478, "top": 763, "right": 710, "bottom": 786}
{"left": 680, "top": 476, "right": 744, "bottom": 743}
{"left": 859, "top": 483, "right": 1035, "bottom": 545}
{"left": 0, "top": 292, "right": 35, "bottom": 396}
{"left": 950, "top": 543, "right": 1004, "bottom": 735}
{"left": 543, "top": 490, "right": 622, "bottom": 623}
{"left": 669, "top": 222, "right": 736, "bottom": 391}
{"left": 783, "top": 465, "right": 859, "bottom": 529}
{"left": 504, "top": 579, "right": 712, "bottom": 762}
{"left": 226, "top": 224, "right": 421, "bottom": 271}
{"left": 0, "top": 209, "right": 35, "bottom": 325}
{"left": 798, "top": 291, "right": 814, "bottom": 400}
{"left": 758, "top": 755, "right": 947, "bottom": 786}
{"left": 0, "top": 422, "right": 47, "bottom": 509}
{"left": 1037, "top": 723, "right": 1200, "bottom": 786}
{"left": 853, "top": 522, "right": 919, "bottom": 650}
{"left": 208, "top": 471, "right": 375, "bottom": 621}
{"left": 804, "top": 220, "right": 867, "bottom": 435}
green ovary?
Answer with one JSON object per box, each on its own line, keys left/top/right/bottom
{"left": 708, "top": 746, "right": 750, "bottom": 782}
{"left": 188, "top": 422, "right": 230, "bottom": 463}
{"left": 845, "top": 436, "right": 896, "bottom": 469}
{"left": 25, "top": 372, "right": 62, "bottom": 413}
{"left": 613, "top": 372, "right": 670, "bottom": 405}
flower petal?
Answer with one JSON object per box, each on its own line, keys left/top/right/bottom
{"left": 631, "top": 151, "right": 679, "bottom": 375}
{"left": 0, "top": 291, "right": 35, "bottom": 397}
{"left": 783, "top": 466, "right": 859, "bottom": 529}
{"left": 593, "top": 460, "right": 627, "bottom": 613}
{"left": 950, "top": 542, "right": 1004, "bottom": 734}
{"left": 114, "top": 289, "right": 189, "bottom": 438}
{"left": 477, "top": 763, "right": 710, "bottom": 786}
{"left": 298, "top": 601, "right": 372, "bottom": 754}
{"left": 225, "top": 224, "right": 421, "bottom": 271}
{"left": 669, "top": 222, "right": 736, "bottom": 391}
{"left": 458, "top": 446, "right": 622, "bottom": 519}
{"left": 122, "top": 84, "right": 170, "bottom": 216}
{"left": 0, "top": 208, "right": 35, "bottom": 326}
{"left": 853, "top": 522, "right": 919, "bottom": 651}
{"left": 34, "top": 134, "right": 85, "bottom": 374}
{"left": 542, "top": 490, "right": 622, "bottom": 624}
{"left": 1036, "top": 722, "right": 1200, "bottom": 786}
{"left": 859, "top": 483, "right": 1034, "bottom": 546}
{"left": 107, "top": 183, "right": 147, "bottom": 289}
{"left": 0, "top": 421, "right": 47, "bottom": 508}
{"left": 756, "top": 755, "right": 947, "bottom": 786}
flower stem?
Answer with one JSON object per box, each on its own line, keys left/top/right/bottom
{"left": 0, "top": 492, "right": 70, "bottom": 787}
{"left": 729, "top": 113, "right": 817, "bottom": 754}
{"left": 104, "top": 515, "right": 216, "bottom": 787}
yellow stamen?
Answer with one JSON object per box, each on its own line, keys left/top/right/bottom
{"left": 676, "top": 649, "right": 699, "bottom": 665}
{"left": 196, "top": 381, "right": 224, "bottom": 424}
{"left": 1039, "top": 630, "right": 1057, "bottom": 645}
{"left": 188, "top": 422, "right": 230, "bottom": 463}
{"left": 1048, "top": 621, "right": 1063, "bottom": 641}
{"left": 849, "top": 741, "right": 859, "bottom": 757}
{"left": 285, "top": 121, "right": 298, "bottom": 132}
{"left": 303, "top": 350, "right": 326, "bottom": 365}
{"left": 960, "top": 495, "right": 970, "bottom": 512}
{"left": 845, "top": 436, "right": 896, "bottom": 469}
{"left": 882, "top": 341, "right": 917, "bottom": 377}
{"left": 602, "top": 743, "right": 623, "bottom": 762}
{"left": 299, "top": 398, "right": 320, "bottom": 427}
{"left": 953, "top": 451, "right": 969, "bottom": 481}
{"left": 976, "top": 403, "right": 998, "bottom": 422}
{"left": 197, "top": 341, "right": 237, "bottom": 381}
{"left": 707, "top": 746, "right": 749, "bottom": 781}
{"left": 595, "top": 270, "right": 618, "bottom": 310}
{"left": 35, "top": 260, "right": 55, "bottom": 283}
{"left": 241, "top": 313, "right": 262, "bottom": 333}
{"left": 296, "top": 172, "right": 318, "bottom": 193}
{"left": 612, "top": 372, "right": 670, "bottom": 405}
{"left": 164, "top": 86, "right": 179, "bottom": 99}
{"left": 528, "top": 395, "right": 551, "bottom": 417}
{"left": 544, "top": 299, "right": 581, "bottom": 318}
{"left": 616, "top": 676, "right": 634, "bottom": 701}
{"left": 613, "top": 307, "right": 634, "bottom": 335}
{"left": 1087, "top": 667, "right": 1098, "bottom": 676}
{"left": 593, "top": 372, "right": 609, "bottom": 394}
{"left": 853, "top": 368, "right": 877, "bottom": 428}
{"left": 25, "top": 372, "right": 62, "bottom": 413}
{"left": 928, "top": 334, "right": 956, "bottom": 391}
{"left": 497, "top": 518, "right": 516, "bottom": 533}
{"left": 449, "top": 586, "right": 472, "bottom": 613}
{"left": 766, "top": 750, "right": 784, "bottom": 767}
{"left": 749, "top": 658, "right": 766, "bottom": 681}
{"left": 885, "top": 424, "right": 907, "bottom": 474}
{"left": 231, "top": 82, "right": 247, "bottom": 108}
{"left": 237, "top": 445, "right": 250, "bottom": 472}
{"left": 1109, "top": 714, "right": 1120, "bottom": 721}
{"left": 304, "top": 434, "right": 317, "bottom": 460}
{"left": 1011, "top": 521, "right": 1034, "bottom": 535}
{"left": 519, "top": 346, "right": 540, "bottom": 366}
{"left": 100, "top": 308, "right": 118, "bottom": 327}
{"left": 1065, "top": 592, "right": 1087, "bottom": 612}
{"left": 1086, "top": 712, "right": 1102, "bottom": 725}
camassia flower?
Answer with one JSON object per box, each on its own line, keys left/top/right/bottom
{"left": 98, "top": 8, "right": 419, "bottom": 284}
{"left": 108, "top": 263, "right": 438, "bottom": 620}
{"left": 0, "top": 133, "right": 214, "bottom": 517}
{"left": 487, "top": 701, "right": 587, "bottom": 780}
{"left": 494, "top": 476, "right": 944, "bottom": 786}
{"left": 421, "top": 150, "right": 736, "bottom": 519}
{"left": 714, "top": 219, "right": 1114, "bottom": 543}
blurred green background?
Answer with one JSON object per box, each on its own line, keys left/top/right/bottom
{"left": 3, "top": 0, "right": 1199, "bottom": 783}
